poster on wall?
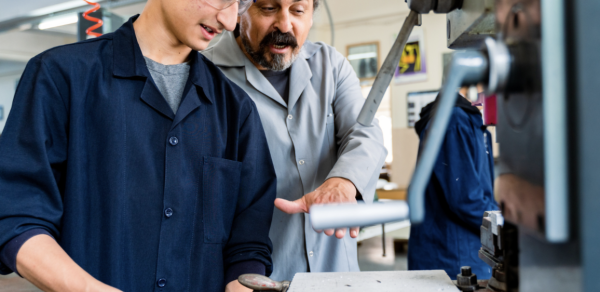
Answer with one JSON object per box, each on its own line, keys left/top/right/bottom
{"left": 407, "top": 90, "right": 438, "bottom": 127}
{"left": 394, "top": 29, "right": 427, "bottom": 84}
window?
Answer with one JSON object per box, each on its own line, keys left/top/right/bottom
{"left": 347, "top": 42, "right": 379, "bottom": 81}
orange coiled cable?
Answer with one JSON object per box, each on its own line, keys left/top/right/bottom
{"left": 82, "top": 0, "right": 103, "bottom": 37}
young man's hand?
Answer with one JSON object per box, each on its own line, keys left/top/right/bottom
{"left": 16, "top": 234, "right": 122, "bottom": 292}
{"left": 225, "top": 280, "right": 252, "bottom": 292}
{"left": 274, "top": 177, "right": 359, "bottom": 239}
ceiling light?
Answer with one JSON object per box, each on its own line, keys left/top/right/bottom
{"left": 39, "top": 14, "right": 79, "bottom": 30}
{"left": 31, "top": 0, "right": 89, "bottom": 17}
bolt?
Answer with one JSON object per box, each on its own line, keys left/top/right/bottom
{"left": 461, "top": 266, "right": 472, "bottom": 276}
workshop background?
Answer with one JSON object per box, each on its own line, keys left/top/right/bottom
{"left": 0, "top": 0, "right": 477, "bottom": 289}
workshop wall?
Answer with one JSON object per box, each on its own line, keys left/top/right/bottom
{"left": 0, "top": 59, "right": 27, "bottom": 134}
{"left": 0, "top": 30, "right": 75, "bottom": 134}
{"left": 0, "top": 74, "right": 21, "bottom": 134}
{"left": 310, "top": 0, "right": 452, "bottom": 187}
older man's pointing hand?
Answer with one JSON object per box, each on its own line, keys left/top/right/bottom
{"left": 274, "top": 177, "right": 360, "bottom": 239}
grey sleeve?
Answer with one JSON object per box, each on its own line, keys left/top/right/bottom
{"left": 325, "top": 49, "right": 387, "bottom": 203}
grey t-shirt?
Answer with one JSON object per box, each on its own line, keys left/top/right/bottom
{"left": 260, "top": 68, "right": 291, "bottom": 105}
{"left": 144, "top": 56, "right": 190, "bottom": 114}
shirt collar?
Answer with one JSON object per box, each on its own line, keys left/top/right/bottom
{"left": 112, "top": 15, "right": 214, "bottom": 104}
{"left": 112, "top": 15, "right": 148, "bottom": 78}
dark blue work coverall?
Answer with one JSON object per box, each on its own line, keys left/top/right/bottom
{"left": 408, "top": 95, "right": 498, "bottom": 280}
{"left": 0, "top": 16, "right": 277, "bottom": 292}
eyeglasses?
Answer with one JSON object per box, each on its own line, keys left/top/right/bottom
{"left": 204, "top": 0, "right": 256, "bottom": 16}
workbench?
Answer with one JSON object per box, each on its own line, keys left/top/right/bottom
{"left": 288, "top": 270, "right": 459, "bottom": 292}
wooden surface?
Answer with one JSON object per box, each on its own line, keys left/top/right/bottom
{"left": 288, "top": 270, "right": 459, "bottom": 292}
{"left": 391, "top": 128, "right": 420, "bottom": 189}
{"left": 377, "top": 189, "right": 407, "bottom": 200}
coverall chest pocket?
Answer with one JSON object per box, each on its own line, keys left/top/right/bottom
{"left": 202, "top": 156, "right": 242, "bottom": 244}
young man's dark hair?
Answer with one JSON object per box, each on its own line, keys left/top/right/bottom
{"left": 0, "top": 1, "right": 276, "bottom": 291}
{"left": 408, "top": 90, "right": 499, "bottom": 280}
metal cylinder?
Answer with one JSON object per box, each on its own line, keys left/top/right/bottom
{"left": 309, "top": 201, "right": 409, "bottom": 230}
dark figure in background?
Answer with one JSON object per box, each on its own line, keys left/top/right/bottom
{"left": 408, "top": 92, "right": 498, "bottom": 280}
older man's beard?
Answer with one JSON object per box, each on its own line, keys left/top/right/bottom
{"left": 241, "top": 28, "right": 300, "bottom": 71}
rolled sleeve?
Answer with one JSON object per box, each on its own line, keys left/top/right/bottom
{"left": 224, "top": 260, "right": 266, "bottom": 285}
{"left": 0, "top": 229, "right": 55, "bottom": 275}
{"left": 0, "top": 56, "right": 67, "bottom": 274}
{"left": 222, "top": 98, "right": 277, "bottom": 283}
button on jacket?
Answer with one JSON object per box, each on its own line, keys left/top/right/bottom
{"left": 0, "top": 17, "right": 277, "bottom": 292}
{"left": 203, "top": 32, "right": 387, "bottom": 281}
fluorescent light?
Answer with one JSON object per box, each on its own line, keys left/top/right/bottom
{"left": 31, "top": 0, "right": 91, "bottom": 17}
{"left": 348, "top": 52, "right": 377, "bottom": 61}
{"left": 39, "top": 14, "right": 79, "bottom": 30}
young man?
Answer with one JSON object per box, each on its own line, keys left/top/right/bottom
{"left": 0, "top": 0, "right": 275, "bottom": 291}
{"left": 202, "top": 0, "right": 387, "bottom": 281}
{"left": 408, "top": 90, "right": 498, "bottom": 280}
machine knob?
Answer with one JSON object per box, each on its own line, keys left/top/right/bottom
{"left": 456, "top": 266, "right": 478, "bottom": 292}
{"left": 461, "top": 266, "right": 472, "bottom": 276}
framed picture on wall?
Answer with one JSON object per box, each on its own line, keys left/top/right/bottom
{"left": 346, "top": 42, "right": 380, "bottom": 81}
{"left": 394, "top": 28, "right": 427, "bottom": 84}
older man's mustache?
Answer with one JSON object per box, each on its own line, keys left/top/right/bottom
{"left": 259, "top": 30, "right": 299, "bottom": 52}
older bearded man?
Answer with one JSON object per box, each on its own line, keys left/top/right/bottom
{"left": 202, "top": 0, "right": 387, "bottom": 282}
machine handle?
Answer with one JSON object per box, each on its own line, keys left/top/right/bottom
{"left": 541, "top": 0, "right": 569, "bottom": 243}
{"left": 408, "top": 51, "right": 489, "bottom": 224}
{"left": 357, "top": 10, "right": 421, "bottom": 126}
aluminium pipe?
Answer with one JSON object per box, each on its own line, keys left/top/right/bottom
{"left": 310, "top": 201, "right": 409, "bottom": 230}
{"left": 357, "top": 10, "right": 421, "bottom": 127}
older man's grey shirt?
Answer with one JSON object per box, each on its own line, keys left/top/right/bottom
{"left": 260, "top": 68, "right": 291, "bottom": 104}
{"left": 203, "top": 32, "right": 387, "bottom": 281}
{"left": 144, "top": 56, "right": 190, "bottom": 114}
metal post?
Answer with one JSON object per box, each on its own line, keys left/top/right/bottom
{"left": 382, "top": 223, "right": 386, "bottom": 257}
{"left": 357, "top": 10, "right": 421, "bottom": 126}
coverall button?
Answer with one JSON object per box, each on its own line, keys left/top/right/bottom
{"left": 299, "top": 160, "right": 305, "bottom": 165}
{"left": 164, "top": 208, "right": 173, "bottom": 218}
{"left": 288, "top": 115, "right": 293, "bottom": 120}
{"left": 169, "top": 136, "right": 179, "bottom": 146}
{"left": 157, "top": 278, "right": 166, "bottom": 288}
{"left": 309, "top": 251, "right": 314, "bottom": 257}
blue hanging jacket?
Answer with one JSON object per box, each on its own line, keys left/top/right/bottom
{"left": 408, "top": 95, "right": 498, "bottom": 280}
